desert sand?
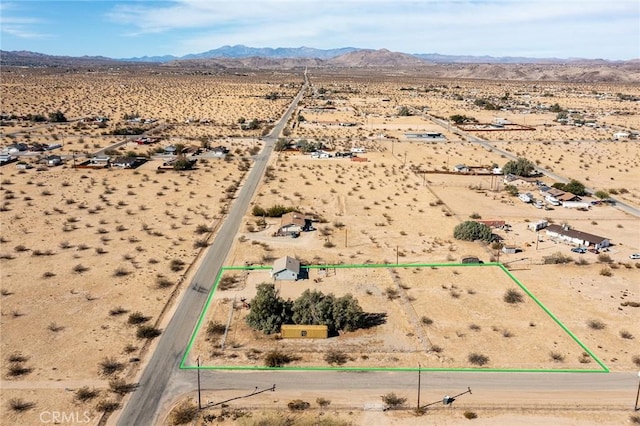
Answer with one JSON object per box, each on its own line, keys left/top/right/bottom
{"left": 1, "top": 66, "right": 638, "bottom": 425}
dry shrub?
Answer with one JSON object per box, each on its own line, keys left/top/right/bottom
{"left": 468, "top": 353, "right": 489, "bottom": 366}
{"left": 381, "top": 392, "right": 406, "bottom": 409}
{"left": 171, "top": 399, "right": 198, "bottom": 425}
{"left": 587, "top": 319, "right": 606, "bottom": 330}
{"left": 8, "top": 398, "right": 35, "bottom": 412}
{"left": 287, "top": 399, "right": 310, "bottom": 411}
{"left": 503, "top": 288, "right": 523, "bottom": 304}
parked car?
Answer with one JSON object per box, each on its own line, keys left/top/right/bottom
{"left": 571, "top": 247, "right": 587, "bottom": 254}
{"left": 630, "top": 253, "right": 640, "bottom": 260}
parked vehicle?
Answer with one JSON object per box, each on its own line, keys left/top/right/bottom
{"left": 630, "top": 253, "right": 640, "bottom": 260}
{"left": 518, "top": 193, "right": 532, "bottom": 203}
{"left": 571, "top": 247, "right": 587, "bottom": 254}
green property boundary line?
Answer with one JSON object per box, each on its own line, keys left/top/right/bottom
{"left": 180, "top": 262, "right": 608, "bottom": 373}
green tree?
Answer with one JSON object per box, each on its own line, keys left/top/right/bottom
{"left": 504, "top": 184, "right": 519, "bottom": 197}
{"left": 246, "top": 283, "right": 292, "bottom": 334}
{"left": 502, "top": 157, "right": 535, "bottom": 177}
{"left": 173, "top": 155, "right": 194, "bottom": 171}
{"left": 48, "top": 110, "right": 67, "bottom": 122}
{"left": 291, "top": 290, "right": 364, "bottom": 334}
{"left": 594, "top": 190, "right": 609, "bottom": 199}
{"left": 453, "top": 221, "right": 493, "bottom": 243}
{"left": 563, "top": 179, "right": 587, "bottom": 196}
{"left": 549, "top": 103, "right": 563, "bottom": 113}
{"left": 398, "top": 106, "right": 411, "bottom": 117}
{"left": 449, "top": 114, "right": 477, "bottom": 124}
{"left": 292, "top": 290, "right": 336, "bottom": 331}
{"left": 274, "top": 138, "right": 289, "bottom": 151}
{"left": 332, "top": 294, "right": 364, "bottom": 332}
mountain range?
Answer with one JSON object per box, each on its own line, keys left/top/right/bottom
{"left": 1, "top": 45, "right": 638, "bottom": 83}
{"left": 2, "top": 44, "right": 632, "bottom": 65}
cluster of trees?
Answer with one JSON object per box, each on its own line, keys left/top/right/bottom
{"left": 48, "top": 111, "right": 67, "bottom": 123}
{"left": 453, "top": 221, "right": 493, "bottom": 243}
{"left": 251, "top": 204, "right": 297, "bottom": 217}
{"left": 397, "top": 106, "right": 412, "bottom": 117}
{"left": 274, "top": 138, "right": 290, "bottom": 151}
{"left": 238, "top": 118, "right": 260, "bottom": 130}
{"left": 246, "top": 284, "right": 365, "bottom": 335}
{"left": 449, "top": 114, "right": 477, "bottom": 125}
{"left": 502, "top": 157, "right": 536, "bottom": 177}
{"left": 474, "top": 98, "right": 500, "bottom": 110}
{"left": 551, "top": 179, "right": 587, "bottom": 196}
{"left": 296, "top": 139, "right": 325, "bottom": 153}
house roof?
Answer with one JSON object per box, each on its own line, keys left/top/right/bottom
{"left": 280, "top": 212, "right": 306, "bottom": 227}
{"left": 476, "top": 220, "right": 506, "bottom": 228}
{"left": 545, "top": 224, "right": 608, "bottom": 244}
{"left": 272, "top": 256, "right": 300, "bottom": 274}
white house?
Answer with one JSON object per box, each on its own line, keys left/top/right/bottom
{"left": 545, "top": 224, "right": 610, "bottom": 249}
{"left": 271, "top": 256, "right": 301, "bottom": 281}
{"left": 278, "top": 212, "right": 309, "bottom": 236}
{"left": 613, "top": 131, "right": 629, "bottom": 140}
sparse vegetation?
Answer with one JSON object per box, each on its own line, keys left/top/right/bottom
{"left": 381, "top": 392, "right": 407, "bottom": 409}
{"left": 171, "top": 400, "right": 198, "bottom": 425}
{"left": 75, "top": 386, "right": 100, "bottom": 402}
{"left": 324, "top": 349, "right": 348, "bottom": 365}
{"left": 587, "top": 319, "right": 606, "bottom": 330}
{"left": 503, "top": 288, "right": 524, "bottom": 304}
{"left": 468, "top": 353, "right": 489, "bottom": 366}
{"left": 8, "top": 397, "right": 36, "bottom": 412}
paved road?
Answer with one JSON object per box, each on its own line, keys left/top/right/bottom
{"left": 426, "top": 115, "right": 640, "bottom": 217}
{"left": 116, "top": 78, "right": 308, "bottom": 426}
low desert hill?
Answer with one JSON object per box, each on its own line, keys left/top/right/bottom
{"left": 2, "top": 48, "right": 639, "bottom": 83}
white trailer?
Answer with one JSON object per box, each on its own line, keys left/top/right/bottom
{"left": 562, "top": 201, "right": 592, "bottom": 209}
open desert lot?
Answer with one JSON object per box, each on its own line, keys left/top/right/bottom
{"left": 1, "top": 66, "right": 639, "bottom": 425}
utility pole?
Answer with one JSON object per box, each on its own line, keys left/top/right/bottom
{"left": 197, "top": 356, "right": 202, "bottom": 409}
{"left": 344, "top": 228, "right": 348, "bottom": 248}
{"left": 417, "top": 364, "right": 421, "bottom": 409}
{"left": 635, "top": 371, "right": 640, "bottom": 411}
{"left": 396, "top": 245, "right": 399, "bottom": 265}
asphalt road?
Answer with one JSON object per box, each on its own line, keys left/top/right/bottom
{"left": 116, "top": 78, "right": 308, "bottom": 426}
{"left": 426, "top": 115, "right": 640, "bottom": 217}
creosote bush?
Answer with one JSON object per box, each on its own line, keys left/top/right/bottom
{"left": 468, "top": 353, "right": 489, "bottom": 366}
{"left": 95, "top": 400, "right": 120, "bottom": 412}
{"left": 206, "top": 321, "right": 226, "bottom": 336}
{"left": 127, "top": 311, "right": 149, "bottom": 325}
{"left": 8, "top": 398, "right": 36, "bottom": 412}
{"left": 171, "top": 400, "right": 198, "bottom": 425}
{"left": 464, "top": 411, "right": 478, "bottom": 419}
{"left": 136, "top": 325, "right": 162, "bottom": 339}
{"left": 503, "top": 288, "right": 524, "bottom": 304}
{"left": 587, "top": 319, "right": 606, "bottom": 330}
{"left": 324, "top": 349, "right": 348, "bottom": 365}
{"left": 381, "top": 392, "right": 407, "bottom": 409}
{"left": 264, "top": 349, "right": 295, "bottom": 368}
{"left": 287, "top": 399, "right": 310, "bottom": 411}
{"left": 75, "top": 386, "right": 100, "bottom": 402}
{"left": 99, "top": 357, "right": 124, "bottom": 376}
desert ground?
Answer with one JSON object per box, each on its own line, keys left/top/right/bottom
{"left": 1, "top": 66, "right": 639, "bottom": 425}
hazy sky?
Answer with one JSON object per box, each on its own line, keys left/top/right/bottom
{"left": 1, "top": 0, "right": 638, "bottom": 59}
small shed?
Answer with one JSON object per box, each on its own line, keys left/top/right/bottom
{"left": 281, "top": 324, "right": 328, "bottom": 339}
{"left": 502, "top": 245, "right": 518, "bottom": 254}
{"left": 271, "top": 256, "right": 300, "bottom": 281}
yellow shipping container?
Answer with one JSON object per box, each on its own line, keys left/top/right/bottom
{"left": 280, "top": 324, "right": 328, "bottom": 339}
